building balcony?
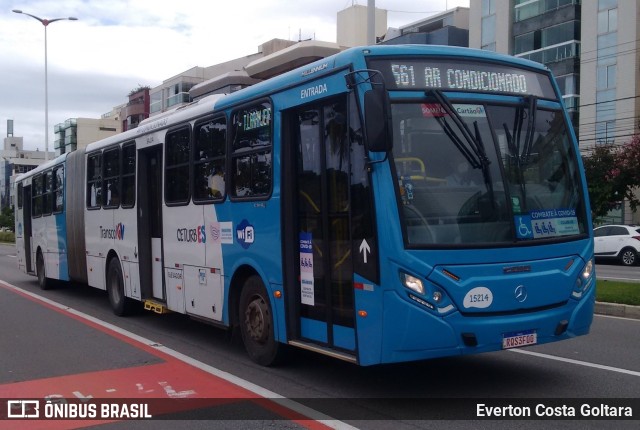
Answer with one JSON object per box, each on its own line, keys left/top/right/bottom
{"left": 516, "top": 40, "right": 580, "bottom": 65}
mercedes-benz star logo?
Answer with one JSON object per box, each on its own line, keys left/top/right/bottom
{"left": 514, "top": 285, "right": 527, "bottom": 303}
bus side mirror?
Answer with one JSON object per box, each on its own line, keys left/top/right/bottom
{"left": 364, "top": 87, "right": 393, "bottom": 153}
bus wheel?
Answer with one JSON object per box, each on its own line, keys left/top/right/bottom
{"left": 107, "top": 258, "right": 136, "bottom": 316}
{"left": 36, "top": 250, "right": 52, "bottom": 290}
{"left": 239, "top": 275, "right": 285, "bottom": 366}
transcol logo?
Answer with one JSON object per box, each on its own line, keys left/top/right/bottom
{"left": 100, "top": 223, "right": 125, "bottom": 240}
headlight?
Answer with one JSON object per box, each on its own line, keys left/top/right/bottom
{"left": 572, "top": 258, "right": 595, "bottom": 299}
{"left": 401, "top": 272, "right": 424, "bottom": 294}
{"left": 582, "top": 259, "right": 594, "bottom": 279}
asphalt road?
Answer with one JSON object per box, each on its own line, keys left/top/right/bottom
{"left": 0, "top": 243, "right": 639, "bottom": 430}
{"left": 595, "top": 260, "right": 640, "bottom": 281}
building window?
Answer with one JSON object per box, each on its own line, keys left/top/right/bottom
{"left": 165, "top": 126, "right": 191, "bottom": 205}
{"left": 481, "top": 0, "right": 496, "bottom": 51}
{"left": 598, "top": 8, "right": 617, "bottom": 34}
{"left": 597, "top": 64, "right": 616, "bottom": 90}
{"left": 193, "top": 117, "right": 226, "bottom": 203}
{"left": 150, "top": 91, "right": 162, "bottom": 114}
{"left": 596, "top": 120, "right": 616, "bottom": 144}
{"left": 231, "top": 101, "right": 272, "bottom": 199}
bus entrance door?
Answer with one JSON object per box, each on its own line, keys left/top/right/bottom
{"left": 285, "top": 97, "right": 358, "bottom": 358}
{"left": 137, "top": 146, "right": 165, "bottom": 302}
{"left": 23, "top": 184, "right": 33, "bottom": 273}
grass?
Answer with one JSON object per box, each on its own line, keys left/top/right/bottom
{"left": 0, "top": 231, "right": 15, "bottom": 243}
{"left": 596, "top": 280, "right": 640, "bottom": 306}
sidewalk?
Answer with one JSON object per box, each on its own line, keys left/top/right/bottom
{"left": 595, "top": 301, "right": 640, "bottom": 319}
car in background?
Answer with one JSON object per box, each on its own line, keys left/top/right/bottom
{"left": 593, "top": 224, "right": 640, "bottom": 266}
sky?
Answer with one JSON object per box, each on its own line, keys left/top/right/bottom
{"left": 1, "top": 0, "right": 469, "bottom": 151}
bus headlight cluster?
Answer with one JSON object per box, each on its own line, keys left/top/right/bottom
{"left": 400, "top": 271, "right": 454, "bottom": 314}
{"left": 572, "top": 258, "right": 595, "bottom": 299}
{"left": 401, "top": 272, "right": 424, "bottom": 294}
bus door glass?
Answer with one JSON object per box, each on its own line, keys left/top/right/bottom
{"left": 23, "top": 184, "right": 33, "bottom": 272}
{"left": 137, "top": 146, "right": 164, "bottom": 300}
{"left": 291, "top": 96, "right": 361, "bottom": 352}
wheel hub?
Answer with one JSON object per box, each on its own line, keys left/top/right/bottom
{"left": 245, "top": 297, "right": 269, "bottom": 343}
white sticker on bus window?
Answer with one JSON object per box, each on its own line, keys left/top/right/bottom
{"left": 515, "top": 209, "right": 580, "bottom": 239}
{"left": 463, "top": 286, "right": 493, "bottom": 309}
{"left": 452, "top": 104, "right": 486, "bottom": 118}
{"left": 299, "top": 232, "right": 314, "bottom": 306}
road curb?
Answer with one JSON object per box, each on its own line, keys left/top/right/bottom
{"left": 595, "top": 301, "right": 640, "bottom": 319}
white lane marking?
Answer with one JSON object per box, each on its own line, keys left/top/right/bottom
{"left": 0, "top": 280, "right": 359, "bottom": 430}
{"left": 509, "top": 349, "right": 640, "bottom": 377}
{"left": 596, "top": 314, "right": 640, "bottom": 323}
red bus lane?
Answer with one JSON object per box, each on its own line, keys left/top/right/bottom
{"left": 0, "top": 281, "right": 337, "bottom": 429}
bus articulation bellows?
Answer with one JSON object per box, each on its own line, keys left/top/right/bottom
{"left": 14, "top": 45, "right": 595, "bottom": 366}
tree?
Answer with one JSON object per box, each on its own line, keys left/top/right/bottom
{"left": 0, "top": 206, "right": 14, "bottom": 230}
{"left": 582, "top": 135, "right": 640, "bottom": 219}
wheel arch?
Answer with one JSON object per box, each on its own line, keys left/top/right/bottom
{"left": 228, "top": 264, "right": 261, "bottom": 330}
{"left": 105, "top": 249, "right": 122, "bottom": 284}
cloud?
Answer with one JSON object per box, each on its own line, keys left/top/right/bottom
{"left": 1, "top": 0, "right": 469, "bottom": 150}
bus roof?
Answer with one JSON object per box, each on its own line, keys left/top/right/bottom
{"left": 214, "top": 44, "right": 551, "bottom": 111}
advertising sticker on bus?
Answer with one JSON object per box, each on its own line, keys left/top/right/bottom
{"left": 299, "top": 232, "right": 314, "bottom": 306}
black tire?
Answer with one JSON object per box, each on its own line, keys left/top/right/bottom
{"left": 106, "top": 258, "right": 137, "bottom": 316}
{"left": 238, "top": 275, "right": 286, "bottom": 366}
{"left": 36, "top": 250, "right": 52, "bottom": 290}
{"left": 619, "top": 248, "right": 637, "bottom": 266}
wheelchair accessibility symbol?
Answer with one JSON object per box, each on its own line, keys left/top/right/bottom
{"left": 516, "top": 216, "right": 534, "bottom": 239}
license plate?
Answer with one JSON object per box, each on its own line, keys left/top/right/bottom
{"left": 502, "top": 329, "right": 537, "bottom": 349}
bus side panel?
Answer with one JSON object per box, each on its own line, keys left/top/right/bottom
{"left": 115, "top": 206, "right": 139, "bottom": 299}
{"left": 50, "top": 211, "right": 69, "bottom": 281}
{"left": 163, "top": 204, "right": 206, "bottom": 315}
{"left": 85, "top": 208, "right": 112, "bottom": 290}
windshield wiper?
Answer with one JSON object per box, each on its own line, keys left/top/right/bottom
{"left": 428, "top": 90, "right": 496, "bottom": 204}
{"left": 505, "top": 96, "right": 537, "bottom": 165}
{"left": 503, "top": 96, "right": 538, "bottom": 210}
{"left": 429, "top": 90, "right": 491, "bottom": 169}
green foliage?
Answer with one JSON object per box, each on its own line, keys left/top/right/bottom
{"left": 596, "top": 280, "right": 640, "bottom": 306}
{"left": 582, "top": 135, "right": 640, "bottom": 219}
{"left": 128, "top": 85, "right": 150, "bottom": 97}
{"left": 0, "top": 231, "right": 14, "bottom": 243}
{"left": 0, "top": 206, "right": 14, "bottom": 230}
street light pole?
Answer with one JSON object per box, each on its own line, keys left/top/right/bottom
{"left": 12, "top": 10, "right": 78, "bottom": 161}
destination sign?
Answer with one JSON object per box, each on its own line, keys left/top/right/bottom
{"left": 368, "top": 59, "right": 557, "bottom": 99}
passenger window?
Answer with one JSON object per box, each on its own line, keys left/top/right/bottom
{"left": 165, "top": 126, "right": 191, "bottom": 205}
{"left": 53, "top": 166, "right": 64, "bottom": 213}
{"left": 193, "top": 117, "right": 226, "bottom": 203}
{"left": 42, "top": 171, "right": 52, "bottom": 216}
{"left": 87, "top": 153, "right": 102, "bottom": 209}
{"left": 32, "top": 174, "right": 43, "bottom": 217}
{"left": 103, "top": 148, "right": 120, "bottom": 208}
{"left": 121, "top": 143, "right": 136, "bottom": 208}
{"left": 231, "top": 101, "right": 272, "bottom": 198}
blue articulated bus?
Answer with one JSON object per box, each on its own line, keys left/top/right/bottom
{"left": 14, "top": 45, "right": 595, "bottom": 366}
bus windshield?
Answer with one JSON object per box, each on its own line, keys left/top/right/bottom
{"left": 392, "top": 96, "right": 588, "bottom": 246}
